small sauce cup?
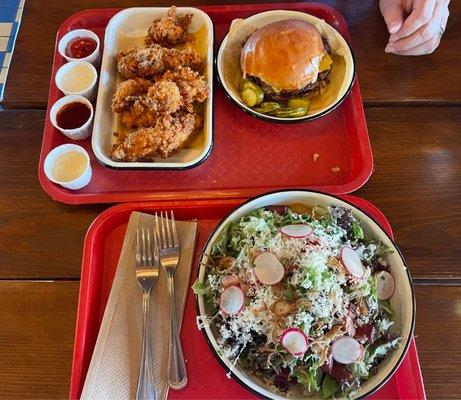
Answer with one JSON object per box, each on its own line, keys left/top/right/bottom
{"left": 58, "top": 29, "right": 100, "bottom": 66}
{"left": 43, "top": 144, "right": 92, "bottom": 190}
{"left": 55, "top": 60, "right": 98, "bottom": 100}
{"left": 50, "top": 95, "right": 94, "bottom": 140}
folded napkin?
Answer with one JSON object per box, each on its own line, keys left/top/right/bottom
{"left": 81, "top": 211, "right": 198, "bottom": 400}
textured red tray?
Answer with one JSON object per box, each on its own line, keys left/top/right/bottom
{"left": 39, "top": 3, "right": 373, "bottom": 205}
{"left": 69, "top": 195, "right": 425, "bottom": 399}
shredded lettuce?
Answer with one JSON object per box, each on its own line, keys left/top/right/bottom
{"left": 364, "top": 338, "right": 401, "bottom": 367}
{"left": 349, "top": 361, "right": 369, "bottom": 379}
{"left": 192, "top": 279, "right": 210, "bottom": 296}
{"left": 320, "top": 375, "right": 340, "bottom": 399}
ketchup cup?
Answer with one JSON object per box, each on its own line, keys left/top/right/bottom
{"left": 58, "top": 29, "right": 100, "bottom": 66}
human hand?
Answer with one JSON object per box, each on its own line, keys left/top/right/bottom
{"left": 379, "top": 0, "right": 450, "bottom": 55}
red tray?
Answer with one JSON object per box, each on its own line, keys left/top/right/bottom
{"left": 39, "top": 3, "right": 373, "bottom": 205}
{"left": 69, "top": 195, "right": 425, "bottom": 399}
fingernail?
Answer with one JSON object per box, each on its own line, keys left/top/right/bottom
{"left": 389, "top": 23, "right": 401, "bottom": 34}
{"left": 385, "top": 45, "right": 394, "bottom": 53}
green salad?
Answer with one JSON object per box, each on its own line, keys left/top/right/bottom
{"left": 194, "top": 204, "right": 400, "bottom": 398}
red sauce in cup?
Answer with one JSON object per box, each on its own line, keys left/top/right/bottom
{"left": 56, "top": 102, "right": 91, "bottom": 130}
{"left": 65, "top": 37, "right": 97, "bottom": 59}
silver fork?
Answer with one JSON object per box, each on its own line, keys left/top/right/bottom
{"left": 155, "top": 211, "right": 188, "bottom": 390}
{"left": 135, "top": 227, "right": 159, "bottom": 400}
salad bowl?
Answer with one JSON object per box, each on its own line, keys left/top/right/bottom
{"left": 195, "top": 189, "right": 415, "bottom": 399}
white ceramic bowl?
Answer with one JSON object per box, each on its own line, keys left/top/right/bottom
{"left": 91, "top": 7, "right": 214, "bottom": 169}
{"left": 217, "top": 10, "right": 355, "bottom": 123}
{"left": 50, "top": 95, "right": 94, "bottom": 140}
{"left": 58, "top": 29, "right": 101, "bottom": 66}
{"left": 43, "top": 144, "right": 92, "bottom": 190}
{"left": 55, "top": 60, "right": 98, "bottom": 100}
{"left": 196, "top": 190, "right": 415, "bottom": 399}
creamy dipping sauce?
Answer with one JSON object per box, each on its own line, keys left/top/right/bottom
{"left": 52, "top": 151, "right": 87, "bottom": 182}
{"left": 59, "top": 62, "right": 95, "bottom": 93}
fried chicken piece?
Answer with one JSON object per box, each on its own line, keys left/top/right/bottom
{"left": 116, "top": 44, "right": 201, "bottom": 79}
{"left": 116, "top": 44, "right": 165, "bottom": 79}
{"left": 164, "top": 47, "right": 202, "bottom": 71}
{"left": 146, "top": 6, "right": 193, "bottom": 47}
{"left": 111, "top": 78, "right": 152, "bottom": 113}
{"left": 120, "top": 100, "right": 157, "bottom": 129}
{"left": 160, "top": 66, "right": 209, "bottom": 112}
{"left": 143, "top": 80, "right": 183, "bottom": 114}
{"left": 111, "top": 112, "right": 199, "bottom": 161}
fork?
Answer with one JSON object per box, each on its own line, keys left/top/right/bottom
{"left": 156, "top": 211, "right": 188, "bottom": 390}
{"left": 135, "top": 227, "right": 159, "bottom": 400}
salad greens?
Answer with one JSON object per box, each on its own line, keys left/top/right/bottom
{"left": 194, "top": 204, "right": 400, "bottom": 398}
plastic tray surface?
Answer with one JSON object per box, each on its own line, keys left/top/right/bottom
{"left": 69, "top": 195, "right": 425, "bottom": 399}
{"left": 39, "top": 3, "right": 373, "bottom": 205}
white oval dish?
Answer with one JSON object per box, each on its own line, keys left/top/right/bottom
{"left": 50, "top": 95, "right": 94, "bottom": 140}
{"left": 196, "top": 190, "right": 415, "bottom": 400}
{"left": 55, "top": 60, "right": 98, "bottom": 100}
{"left": 58, "top": 29, "right": 101, "bottom": 65}
{"left": 217, "top": 10, "right": 355, "bottom": 123}
{"left": 91, "top": 7, "right": 214, "bottom": 169}
{"left": 43, "top": 144, "right": 92, "bottom": 190}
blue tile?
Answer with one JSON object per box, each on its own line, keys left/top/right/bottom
{"left": 0, "top": 1, "right": 20, "bottom": 9}
{"left": 0, "top": 51, "right": 5, "bottom": 66}
{"left": 0, "top": 7, "right": 16, "bottom": 22}
{"left": 6, "top": 21, "right": 17, "bottom": 51}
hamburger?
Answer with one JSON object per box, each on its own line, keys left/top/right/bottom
{"left": 240, "top": 19, "right": 332, "bottom": 102}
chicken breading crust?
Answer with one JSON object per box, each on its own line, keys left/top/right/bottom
{"left": 146, "top": 6, "right": 193, "bottom": 47}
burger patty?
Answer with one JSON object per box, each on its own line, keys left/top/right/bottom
{"left": 249, "top": 69, "right": 332, "bottom": 102}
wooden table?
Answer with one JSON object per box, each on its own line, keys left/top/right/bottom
{"left": 0, "top": 0, "right": 459, "bottom": 398}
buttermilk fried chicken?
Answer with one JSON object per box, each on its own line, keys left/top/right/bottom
{"left": 163, "top": 47, "right": 201, "bottom": 70}
{"left": 111, "top": 112, "right": 200, "bottom": 161}
{"left": 143, "top": 80, "right": 183, "bottom": 114}
{"left": 120, "top": 100, "right": 157, "bottom": 129}
{"left": 116, "top": 45, "right": 165, "bottom": 79}
{"left": 117, "top": 44, "right": 201, "bottom": 79}
{"left": 146, "top": 6, "right": 193, "bottom": 47}
{"left": 160, "top": 66, "right": 209, "bottom": 112}
{"left": 111, "top": 78, "right": 152, "bottom": 113}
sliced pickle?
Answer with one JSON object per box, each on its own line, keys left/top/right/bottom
{"left": 241, "top": 88, "right": 260, "bottom": 107}
{"left": 239, "top": 79, "right": 264, "bottom": 106}
{"left": 287, "top": 98, "right": 310, "bottom": 110}
{"left": 274, "top": 107, "right": 308, "bottom": 118}
{"left": 254, "top": 102, "right": 282, "bottom": 115}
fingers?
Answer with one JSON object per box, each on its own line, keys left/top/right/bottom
{"left": 385, "top": 1, "right": 449, "bottom": 54}
{"left": 390, "top": 0, "right": 436, "bottom": 41}
{"left": 379, "top": 0, "right": 405, "bottom": 33}
{"left": 389, "top": 36, "right": 440, "bottom": 55}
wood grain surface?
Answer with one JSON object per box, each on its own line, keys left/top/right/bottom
{"left": 0, "top": 1, "right": 460, "bottom": 398}
{"left": 0, "top": 282, "right": 458, "bottom": 399}
{"left": 1, "top": 0, "right": 460, "bottom": 108}
{"left": 0, "top": 281, "right": 79, "bottom": 399}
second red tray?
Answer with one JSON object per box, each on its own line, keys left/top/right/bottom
{"left": 69, "top": 195, "right": 425, "bottom": 399}
{"left": 39, "top": 3, "right": 373, "bottom": 205}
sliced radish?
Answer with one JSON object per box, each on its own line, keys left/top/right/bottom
{"left": 376, "top": 270, "right": 395, "bottom": 300}
{"left": 221, "top": 275, "right": 239, "bottom": 288}
{"left": 280, "top": 224, "right": 313, "bottom": 238}
{"left": 281, "top": 328, "right": 309, "bottom": 357}
{"left": 331, "top": 336, "right": 364, "bottom": 364}
{"left": 253, "top": 252, "right": 285, "bottom": 285}
{"left": 219, "top": 286, "right": 244, "bottom": 316}
{"left": 340, "top": 247, "right": 365, "bottom": 278}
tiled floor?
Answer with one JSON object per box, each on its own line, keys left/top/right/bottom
{"left": 0, "top": 0, "right": 24, "bottom": 102}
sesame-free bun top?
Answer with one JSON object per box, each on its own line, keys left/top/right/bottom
{"left": 241, "top": 19, "right": 326, "bottom": 92}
